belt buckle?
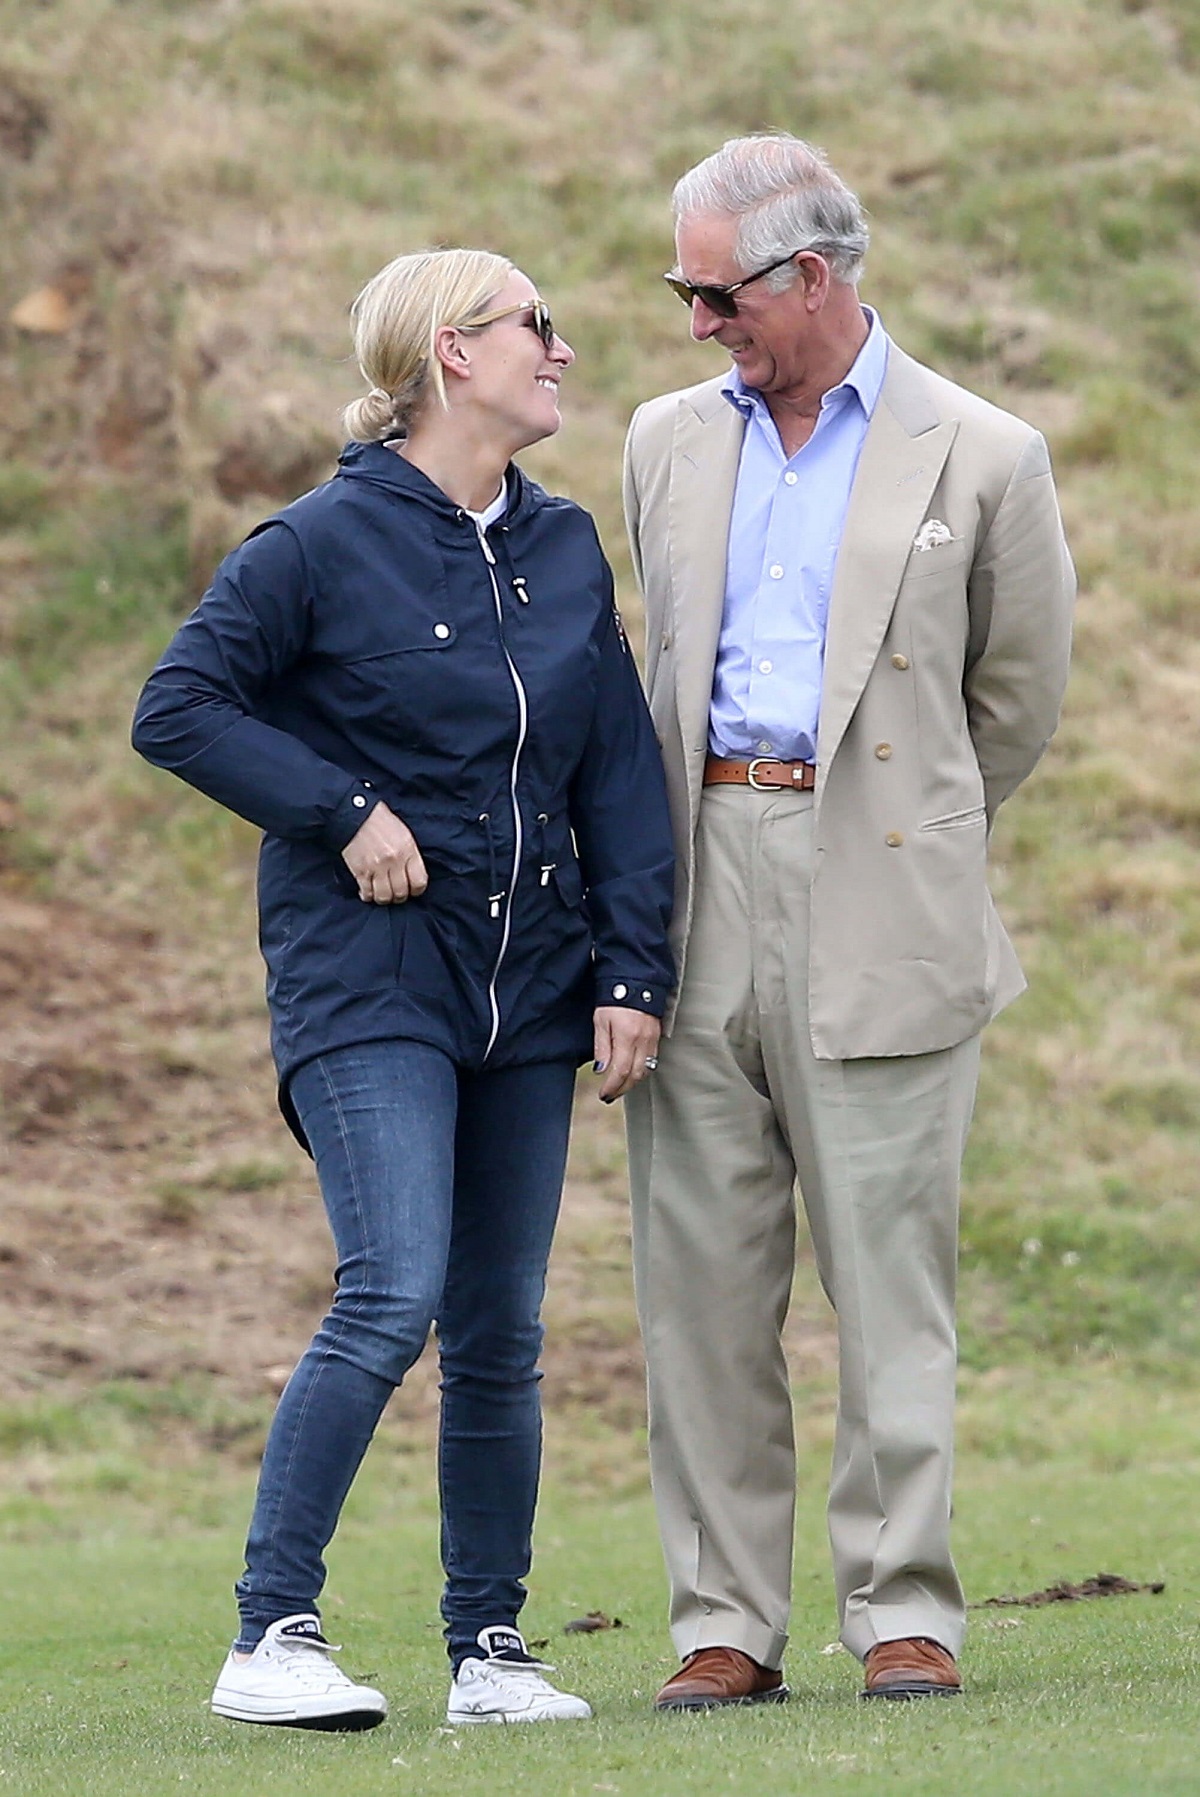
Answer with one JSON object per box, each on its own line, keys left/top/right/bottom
{"left": 746, "top": 757, "right": 781, "bottom": 791}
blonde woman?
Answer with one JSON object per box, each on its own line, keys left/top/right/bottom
{"left": 133, "top": 250, "right": 674, "bottom": 1730}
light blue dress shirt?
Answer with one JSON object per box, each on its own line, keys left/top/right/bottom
{"left": 709, "top": 307, "right": 889, "bottom": 763}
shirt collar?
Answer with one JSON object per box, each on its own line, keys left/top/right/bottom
{"left": 721, "top": 304, "right": 889, "bottom": 422}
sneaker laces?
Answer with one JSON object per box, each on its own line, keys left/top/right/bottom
{"left": 466, "top": 1654, "right": 564, "bottom": 1701}
{"left": 261, "top": 1634, "right": 357, "bottom": 1691}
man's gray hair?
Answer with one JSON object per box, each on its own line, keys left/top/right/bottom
{"left": 672, "top": 134, "right": 869, "bottom": 289}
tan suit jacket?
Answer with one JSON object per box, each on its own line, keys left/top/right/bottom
{"left": 623, "top": 343, "right": 1074, "bottom": 1058}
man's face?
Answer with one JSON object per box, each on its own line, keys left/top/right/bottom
{"left": 674, "top": 211, "right": 816, "bottom": 397}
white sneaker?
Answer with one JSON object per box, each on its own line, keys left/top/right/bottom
{"left": 211, "top": 1614, "right": 388, "bottom": 1731}
{"left": 447, "top": 1625, "right": 593, "bottom": 1724}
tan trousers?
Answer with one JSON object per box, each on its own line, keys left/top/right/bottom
{"left": 626, "top": 786, "right": 980, "bottom": 1668}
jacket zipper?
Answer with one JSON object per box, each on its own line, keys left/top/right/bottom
{"left": 474, "top": 522, "right": 528, "bottom": 1060}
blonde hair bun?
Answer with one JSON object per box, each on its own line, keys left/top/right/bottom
{"left": 342, "top": 248, "right": 514, "bottom": 442}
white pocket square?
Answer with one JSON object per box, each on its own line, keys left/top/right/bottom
{"left": 913, "top": 519, "right": 958, "bottom": 551}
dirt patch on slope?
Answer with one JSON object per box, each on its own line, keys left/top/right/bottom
{"left": 0, "top": 884, "right": 837, "bottom": 1428}
{"left": 0, "top": 887, "right": 334, "bottom": 1401}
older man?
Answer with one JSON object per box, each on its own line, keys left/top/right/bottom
{"left": 623, "top": 134, "right": 1073, "bottom": 1708}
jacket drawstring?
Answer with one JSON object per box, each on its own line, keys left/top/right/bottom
{"left": 477, "top": 811, "right": 506, "bottom": 919}
{"left": 497, "top": 527, "right": 531, "bottom": 604}
{"left": 534, "top": 812, "right": 556, "bottom": 887}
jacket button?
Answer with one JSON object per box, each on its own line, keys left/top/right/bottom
{"left": 885, "top": 830, "right": 904, "bottom": 847}
{"left": 661, "top": 633, "right": 671, "bottom": 651}
{"left": 612, "top": 983, "right": 628, "bottom": 1000}
{"left": 875, "top": 743, "right": 893, "bottom": 760}
{"left": 352, "top": 795, "right": 368, "bottom": 808}
{"left": 641, "top": 989, "right": 653, "bottom": 1002}
{"left": 891, "top": 652, "right": 909, "bottom": 670}
{"left": 433, "top": 623, "right": 451, "bottom": 640}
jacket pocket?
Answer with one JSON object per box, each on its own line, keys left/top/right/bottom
{"left": 333, "top": 903, "right": 403, "bottom": 991}
{"left": 919, "top": 804, "right": 987, "bottom": 832}
{"left": 340, "top": 620, "right": 459, "bottom": 660}
{"left": 551, "top": 857, "right": 586, "bottom": 909}
{"left": 903, "top": 541, "right": 970, "bottom": 581}
{"left": 332, "top": 901, "right": 457, "bottom": 995}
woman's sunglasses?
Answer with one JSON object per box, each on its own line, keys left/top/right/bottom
{"left": 663, "top": 250, "right": 801, "bottom": 319}
{"left": 465, "top": 298, "right": 557, "bottom": 350}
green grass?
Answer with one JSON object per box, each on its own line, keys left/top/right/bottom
{"left": 3, "top": 1381, "right": 1200, "bottom": 1795}
{"left": 7, "top": 495, "right": 189, "bottom": 685}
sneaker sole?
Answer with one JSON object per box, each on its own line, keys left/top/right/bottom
{"left": 446, "top": 1707, "right": 593, "bottom": 1726}
{"left": 212, "top": 1697, "right": 387, "bottom": 1731}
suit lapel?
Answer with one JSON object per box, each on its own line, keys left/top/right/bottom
{"left": 816, "top": 350, "right": 958, "bottom": 785}
{"left": 666, "top": 382, "right": 744, "bottom": 817}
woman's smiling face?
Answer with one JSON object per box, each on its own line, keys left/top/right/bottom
{"left": 456, "top": 271, "right": 574, "bottom": 451}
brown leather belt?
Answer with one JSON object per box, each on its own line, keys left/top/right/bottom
{"left": 703, "top": 755, "right": 816, "bottom": 792}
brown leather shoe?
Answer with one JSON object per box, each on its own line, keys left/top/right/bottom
{"left": 654, "top": 1647, "right": 789, "bottom": 1711}
{"left": 862, "top": 1637, "right": 962, "bottom": 1700}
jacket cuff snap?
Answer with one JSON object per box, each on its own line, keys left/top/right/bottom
{"left": 597, "top": 978, "right": 666, "bottom": 1018}
{"left": 326, "top": 784, "right": 380, "bottom": 852}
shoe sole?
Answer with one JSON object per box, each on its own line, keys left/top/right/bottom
{"left": 861, "top": 1683, "right": 961, "bottom": 1702}
{"left": 212, "top": 1699, "right": 386, "bottom": 1731}
{"left": 655, "top": 1684, "right": 790, "bottom": 1712}
{"left": 446, "top": 1708, "right": 593, "bottom": 1726}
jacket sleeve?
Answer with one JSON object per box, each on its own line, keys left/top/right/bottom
{"left": 965, "top": 432, "right": 1075, "bottom": 822}
{"left": 569, "top": 560, "right": 676, "bottom": 1017}
{"left": 131, "top": 521, "right": 377, "bottom": 851}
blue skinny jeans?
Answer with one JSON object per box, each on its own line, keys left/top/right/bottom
{"left": 233, "top": 1039, "right": 576, "bottom": 1667}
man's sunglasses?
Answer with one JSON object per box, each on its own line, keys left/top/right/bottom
{"left": 465, "top": 298, "right": 557, "bottom": 350}
{"left": 663, "top": 250, "right": 801, "bottom": 319}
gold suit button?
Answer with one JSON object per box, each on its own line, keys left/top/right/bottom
{"left": 891, "top": 653, "right": 909, "bottom": 670}
{"left": 885, "top": 831, "right": 904, "bottom": 848}
{"left": 875, "top": 743, "right": 893, "bottom": 760}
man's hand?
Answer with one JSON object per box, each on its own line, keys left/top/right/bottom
{"left": 341, "top": 801, "right": 428, "bottom": 904}
{"left": 593, "top": 1005, "right": 662, "bottom": 1102}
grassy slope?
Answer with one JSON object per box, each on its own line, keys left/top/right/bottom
{"left": 1, "top": 0, "right": 1200, "bottom": 1540}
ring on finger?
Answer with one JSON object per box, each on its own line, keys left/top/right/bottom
{"left": 643, "top": 1055, "right": 658, "bottom": 1071}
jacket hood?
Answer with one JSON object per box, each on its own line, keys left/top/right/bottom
{"left": 335, "top": 439, "right": 551, "bottom": 526}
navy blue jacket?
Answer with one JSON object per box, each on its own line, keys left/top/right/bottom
{"left": 132, "top": 442, "right": 675, "bottom": 1145}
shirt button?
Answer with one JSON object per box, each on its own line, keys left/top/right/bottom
{"left": 885, "top": 831, "right": 904, "bottom": 848}
{"left": 433, "top": 623, "right": 451, "bottom": 640}
{"left": 352, "top": 794, "right": 368, "bottom": 809}
{"left": 769, "top": 564, "right": 784, "bottom": 580}
{"left": 891, "top": 652, "right": 910, "bottom": 670}
{"left": 758, "top": 659, "right": 773, "bottom": 675}
{"left": 612, "top": 983, "right": 628, "bottom": 1000}
{"left": 875, "top": 743, "right": 893, "bottom": 760}
{"left": 783, "top": 471, "right": 798, "bottom": 486}
{"left": 758, "top": 740, "right": 773, "bottom": 754}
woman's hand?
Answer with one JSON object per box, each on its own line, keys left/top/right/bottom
{"left": 341, "top": 802, "right": 429, "bottom": 904}
{"left": 593, "top": 1006, "right": 662, "bottom": 1102}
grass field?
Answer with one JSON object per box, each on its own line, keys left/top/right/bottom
{"left": 2, "top": 2, "right": 1200, "bottom": 1790}
{"left": 4, "top": 1377, "right": 1200, "bottom": 1796}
